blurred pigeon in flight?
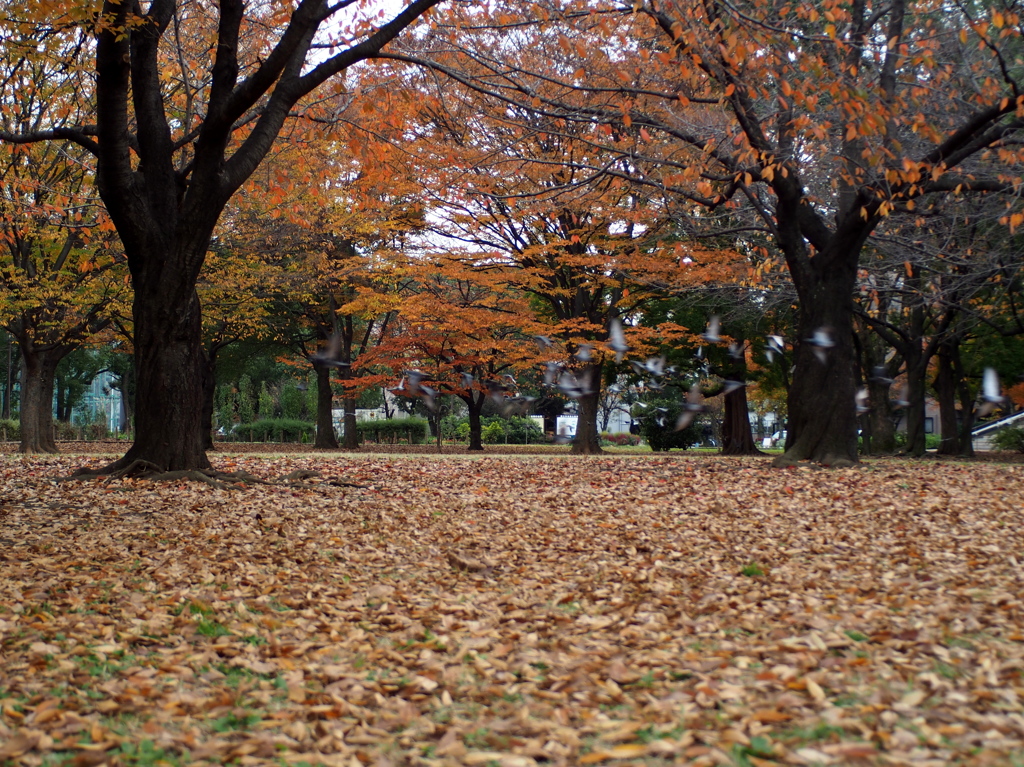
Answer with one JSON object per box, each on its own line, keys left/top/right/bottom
{"left": 608, "top": 319, "right": 629, "bottom": 363}
{"left": 674, "top": 383, "right": 706, "bottom": 430}
{"left": 701, "top": 315, "right": 721, "bottom": 343}
{"left": 765, "top": 335, "right": 784, "bottom": 362}
{"left": 310, "top": 333, "right": 349, "bottom": 368}
{"left": 978, "top": 367, "right": 1008, "bottom": 417}
{"left": 806, "top": 327, "right": 835, "bottom": 364}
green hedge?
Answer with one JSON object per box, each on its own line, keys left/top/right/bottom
{"left": 0, "top": 419, "right": 19, "bottom": 440}
{"left": 479, "top": 416, "right": 543, "bottom": 444}
{"left": 354, "top": 418, "right": 428, "bottom": 444}
{"left": 232, "top": 418, "right": 315, "bottom": 443}
{"left": 993, "top": 426, "right": 1024, "bottom": 453}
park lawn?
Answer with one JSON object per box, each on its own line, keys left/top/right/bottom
{"left": 0, "top": 453, "right": 1023, "bottom": 767}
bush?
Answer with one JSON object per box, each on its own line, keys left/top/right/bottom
{"left": 0, "top": 419, "right": 19, "bottom": 441}
{"left": 233, "top": 418, "right": 315, "bottom": 443}
{"left": 440, "top": 414, "right": 468, "bottom": 440}
{"left": 354, "top": 418, "right": 428, "bottom": 444}
{"left": 481, "top": 421, "right": 506, "bottom": 444}
{"left": 479, "top": 416, "right": 543, "bottom": 444}
{"left": 55, "top": 421, "right": 82, "bottom": 440}
{"left": 635, "top": 394, "right": 703, "bottom": 451}
{"left": 925, "top": 433, "right": 942, "bottom": 450}
{"left": 992, "top": 425, "right": 1024, "bottom": 453}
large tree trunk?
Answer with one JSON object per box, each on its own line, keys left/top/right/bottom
{"left": 571, "top": 363, "right": 604, "bottom": 455}
{"left": 314, "top": 363, "right": 339, "bottom": 449}
{"left": 775, "top": 249, "right": 860, "bottom": 467}
{"left": 19, "top": 347, "right": 68, "bottom": 454}
{"left": 105, "top": 289, "right": 211, "bottom": 472}
{"left": 721, "top": 385, "right": 760, "bottom": 455}
{"left": 854, "top": 319, "right": 898, "bottom": 455}
{"left": 866, "top": 378, "right": 898, "bottom": 454}
{"left": 720, "top": 345, "right": 761, "bottom": 455}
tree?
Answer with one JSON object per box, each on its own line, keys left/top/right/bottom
{"left": 0, "top": 0, "right": 443, "bottom": 472}
{"left": 361, "top": 256, "right": 534, "bottom": 450}
{"left": 390, "top": 0, "right": 1024, "bottom": 465}
{"left": 0, "top": 44, "right": 127, "bottom": 452}
{"left": 377, "top": 46, "right": 739, "bottom": 453}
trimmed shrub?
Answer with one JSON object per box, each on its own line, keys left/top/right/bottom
{"left": 992, "top": 425, "right": 1024, "bottom": 453}
{"left": 479, "top": 415, "right": 543, "bottom": 444}
{"left": 233, "top": 418, "right": 315, "bottom": 443}
{"left": 354, "top": 418, "right": 428, "bottom": 444}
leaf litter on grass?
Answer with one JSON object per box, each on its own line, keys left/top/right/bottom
{"left": 1, "top": 453, "right": 1023, "bottom": 766}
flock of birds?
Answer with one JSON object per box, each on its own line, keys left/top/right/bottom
{"left": 309, "top": 316, "right": 1013, "bottom": 430}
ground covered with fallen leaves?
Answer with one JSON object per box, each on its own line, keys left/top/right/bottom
{"left": 1, "top": 451, "right": 1023, "bottom": 767}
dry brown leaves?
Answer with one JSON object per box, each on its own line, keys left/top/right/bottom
{"left": 1, "top": 451, "right": 1023, "bottom": 767}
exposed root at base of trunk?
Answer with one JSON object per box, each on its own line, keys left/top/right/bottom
{"left": 61, "top": 463, "right": 365, "bottom": 490}
{"left": 772, "top": 451, "right": 860, "bottom": 469}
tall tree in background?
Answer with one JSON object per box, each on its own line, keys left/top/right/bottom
{"left": 380, "top": 48, "right": 736, "bottom": 453}
{"left": 0, "top": 0, "right": 442, "bottom": 473}
{"left": 389, "top": 0, "right": 1024, "bottom": 465}
{"left": 0, "top": 46, "right": 127, "bottom": 453}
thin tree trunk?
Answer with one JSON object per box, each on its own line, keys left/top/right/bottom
{"left": 465, "top": 393, "right": 485, "bottom": 451}
{"left": 952, "top": 342, "right": 976, "bottom": 457}
{"left": 3, "top": 334, "right": 13, "bottom": 420}
{"left": 903, "top": 348, "right": 928, "bottom": 457}
{"left": 19, "top": 348, "right": 65, "bottom": 454}
{"left": 934, "top": 342, "right": 961, "bottom": 455}
{"left": 343, "top": 395, "right": 359, "bottom": 449}
{"left": 314, "top": 363, "right": 338, "bottom": 449}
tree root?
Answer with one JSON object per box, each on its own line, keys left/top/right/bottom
{"left": 62, "top": 462, "right": 365, "bottom": 490}
{"left": 771, "top": 451, "right": 861, "bottom": 469}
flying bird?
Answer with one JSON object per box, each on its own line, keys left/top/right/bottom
{"left": 869, "top": 366, "right": 894, "bottom": 386}
{"left": 978, "top": 367, "right": 1007, "bottom": 417}
{"left": 728, "top": 342, "right": 745, "bottom": 360}
{"left": 631, "top": 356, "right": 667, "bottom": 377}
{"left": 723, "top": 379, "right": 747, "bottom": 395}
{"left": 608, "top": 319, "right": 629, "bottom": 363}
{"left": 543, "top": 361, "right": 562, "bottom": 386}
{"left": 892, "top": 385, "right": 910, "bottom": 410}
{"left": 309, "top": 333, "right": 349, "bottom": 368}
{"left": 575, "top": 343, "right": 593, "bottom": 362}
{"left": 405, "top": 370, "right": 437, "bottom": 411}
{"left": 855, "top": 387, "right": 870, "bottom": 414}
{"left": 535, "top": 335, "right": 554, "bottom": 349}
{"left": 806, "top": 327, "right": 835, "bottom": 364}
{"left": 765, "top": 335, "right": 785, "bottom": 362}
{"left": 486, "top": 378, "right": 507, "bottom": 405}
{"left": 674, "top": 383, "right": 706, "bottom": 430}
{"left": 701, "top": 315, "right": 721, "bottom": 344}
{"left": 557, "top": 369, "right": 594, "bottom": 399}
